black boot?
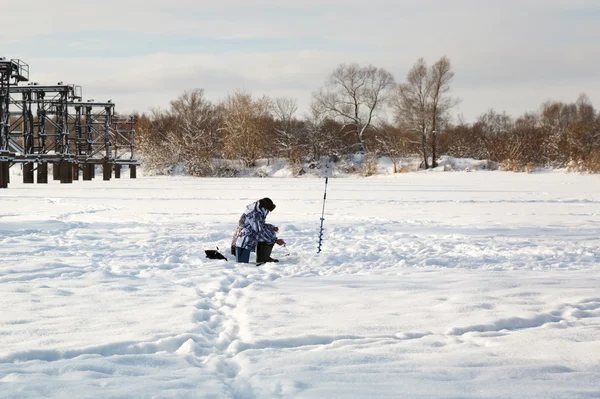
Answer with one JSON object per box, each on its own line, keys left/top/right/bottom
{"left": 256, "top": 242, "right": 279, "bottom": 263}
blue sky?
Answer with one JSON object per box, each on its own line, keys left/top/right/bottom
{"left": 3, "top": 0, "right": 600, "bottom": 121}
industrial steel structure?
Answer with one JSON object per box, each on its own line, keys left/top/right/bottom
{"left": 0, "top": 57, "right": 138, "bottom": 188}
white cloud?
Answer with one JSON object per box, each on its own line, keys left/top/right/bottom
{"left": 25, "top": 51, "right": 343, "bottom": 113}
{"left": 5, "top": 0, "right": 600, "bottom": 121}
{"left": 455, "top": 78, "right": 600, "bottom": 121}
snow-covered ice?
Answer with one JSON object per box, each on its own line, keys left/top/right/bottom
{"left": 1, "top": 170, "right": 599, "bottom": 398}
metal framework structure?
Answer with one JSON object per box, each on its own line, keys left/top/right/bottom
{"left": 1, "top": 58, "right": 28, "bottom": 150}
{"left": 0, "top": 58, "right": 28, "bottom": 187}
{"left": 9, "top": 84, "right": 80, "bottom": 155}
{"left": 0, "top": 57, "right": 138, "bottom": 188}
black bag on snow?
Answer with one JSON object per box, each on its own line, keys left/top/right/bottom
{"left": 205, "top": 249, "right": 227, "bottom": 260}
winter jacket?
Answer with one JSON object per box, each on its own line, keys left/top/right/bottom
{"left": 231, "top": 201, "right": 277, "bottom": 253}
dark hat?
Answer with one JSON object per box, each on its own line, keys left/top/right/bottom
{"left": 259, "top": 197, "right": 276, "bottom": 211}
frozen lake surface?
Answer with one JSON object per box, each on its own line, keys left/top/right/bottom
{"left": 1, "top": 171, "right": 599, "bottom": 398}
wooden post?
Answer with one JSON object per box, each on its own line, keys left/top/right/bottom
{"left": 0, "top": 151, "right": 10, "bottom": 188}
{"left": 37, "top": 163, "right": 48, "bottom": 184}
{"left": 0, "top": 151, "right": 7, "bottom": 189}
{"left": 67, "top": 162, "right": 73, "bottom": 183}
{"left": 59, "top": 160, "right": 74, "bottom": 184}
{"left": 114, "top": 164, "right": 121, "bottom": 179}
{"left": 103, "top": 162, "right": 111, "bottom": 181}
{"left": 130, "top": 164, "right": 137, "bottom": 179}
{"left": 23, "top": 162, "right": 35, "bottom": 183}
{"left": 60, "top": 161, "right": 67, "bottom": 183}
{"left": 73, "top": 164, "right": 79, "bottom": 181}
{"left": 82, "top": 163, "right": 92, "bottom": 181}
{"left": 0, "top": 163, "right": 6, "bottom": 188}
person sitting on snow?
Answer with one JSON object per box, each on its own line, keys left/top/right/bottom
{"left": 231, "top": 198, "right": 285, "bottom": 264}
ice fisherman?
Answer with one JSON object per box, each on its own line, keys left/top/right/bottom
{"left": 231, "top": 198, "right": 285, "bottom": 263}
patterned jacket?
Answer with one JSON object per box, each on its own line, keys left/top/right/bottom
{"left": 231, "top": 201, "right": 277, "bottom": 253}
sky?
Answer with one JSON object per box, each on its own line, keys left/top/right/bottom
{"left": 3, "top": 0, "right": 600, "bottom": 122}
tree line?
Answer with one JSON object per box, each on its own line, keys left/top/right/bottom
{"left": 135, "top": 57, "right": 600, "bottom": 176}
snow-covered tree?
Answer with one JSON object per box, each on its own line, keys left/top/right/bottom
{"left": 219, "top": 92, "right": 273, "bottom": 167}
{"left": 313, "top": 63, "right": 395, "bottom": 154}
{"left": 393, "top": 56, "right": 458, "bottom": 168}
{"left": 136, "top": 90, "right": 220, "bottom": 175}
{"left": 272, "top": 97, "right": 305, "bottom": 163}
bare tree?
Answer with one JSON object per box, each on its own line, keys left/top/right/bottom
{"left": 477, "top": 109, "right": 513, "bottom": 136}
{"left": 564, "top": 94, "right": 600, "bottom": 165}
{"left": 540, "top": 100, "right": 576, "bottom": 165}
{"left": 393, "top": 58, "right": 431, "bottom": 168}
{"left": 439, "top": 123, "right": 485, "bottom": 159}
{"left": 393, "top": 56, "right": 458, "bottom": 168}
{"left": 136, "top": 111, "right": 177, "bottom": 174}
{"left": 313, "top": 63, "right": 395, "bottom": 154}
{"left": 304, "top": 104, "right": 330, "bottom": 162}
{"left": 428, "top": 56, "right": 459, "bottom": 167}
{"left": 136, "top": 90, "right": 221, "bottom": 175}
{"left": 219, "top": 92, "right": 273, "bottom": 167}
{"left": 272, "top": 97, "right": 298, "bottom": 127}
{"left": 272, "top": 97, "right": 304, "bottom": 162}
{"left": 475, "top": 109, "right": 514, "bottom": 160}
{"left": 170, "top": 89, "right": 220, "bottom": 157}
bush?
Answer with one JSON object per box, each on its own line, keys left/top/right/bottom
{"left": 482, "top": 160, "right": 500, "bottom": 171}
{"left": 288, "top": 159, "right": 305, "bottom": 176}
{"left": 361, "top": 154, "right": 379, "bottom": 176}
{"left": 585, "top": 150, "right": 600, "bottom": 173}
{"left": 500, "top": 159, "right": 527, "bottom": 172}
{"left": 337, "top": 155, "right": 359, "bottom": 174}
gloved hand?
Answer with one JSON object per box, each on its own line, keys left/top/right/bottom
{"left": 276, "top": 239, "right": 285, "bottom": 246}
